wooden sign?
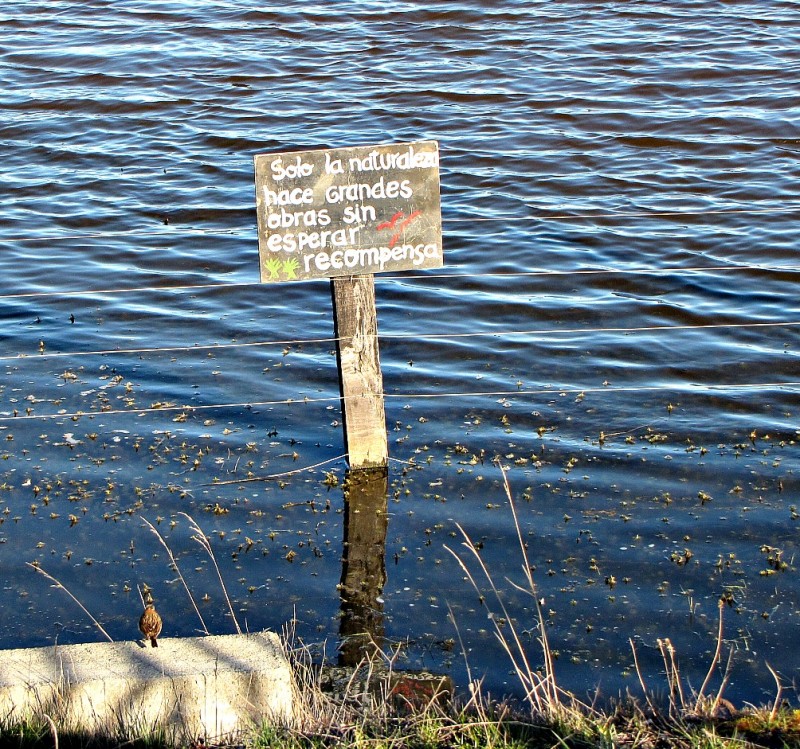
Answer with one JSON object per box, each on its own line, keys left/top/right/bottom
{"left": 254, "top": 140, "right": 442, "bottom": 282}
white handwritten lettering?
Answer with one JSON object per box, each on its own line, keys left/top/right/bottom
{"left": 262, "top": 185, "right": 314, "bottom": 206}
{"left": 348, "top": 145, "right": 438, "bottom": 172}
{"left": 270, "top": 156, "right": 313, "bottom": 181}
{"left": 266, "top": 207, "right": 330, "bottom": 230}
{"left": 324, "top": 153, "right": 344, "bottom": 175}
{"left": 269, "top": 227, "right": 360, "bottom": 254}
{"left": 256, "top": 141, "right": 441, "bottom": 281}
{"left": 325, "top": 178, "right": 412, "bottom": 204}
{"left": 302, "top": 243, "right": 438, "bottom": 274}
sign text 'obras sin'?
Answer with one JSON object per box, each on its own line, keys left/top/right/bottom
{"left": 254, "top": 140, "right": 442, "bottom": 282}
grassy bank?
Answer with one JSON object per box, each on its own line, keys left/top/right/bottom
{"left": 5, "top": 464, "right": 798, "bottom": 748}
{"left": 2, "top": 646, "right": 800, "bottom": 749}
{"left": 252, "top": 626, "right": 800, "bottom": 749}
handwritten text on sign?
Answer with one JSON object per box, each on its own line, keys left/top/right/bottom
{"left": 254, "top": 140, "right": 442, "bottom": 282}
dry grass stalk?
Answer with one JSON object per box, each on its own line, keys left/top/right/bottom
{"left": 26, "top": 562, "right": 113, "bottom": 643}
{"left": 629, "top": 638, "right": 660, "bottom": 717}
{"left": 498, "top": 460, "right": 561, "bottom": 709}
{"left": 140, "top": 515, "right": 209, "bottom": 635}
{"left": 765, "top": 661, "right": 783, "bottom": 722}
{"left": 441, "top": 461, "right": 795, "bottom": 747}
{"left": 178, "top": 511, "right": 241, "bottom": 634}
{"left": 657, "top": 638, "right": 686, "bottom": 715}
{"left": 444, "top": 460, "right": 574, "bottom": 719}
{"left": 42, "top": 713, "right": 58, "bottom": 749}
{"left": 280, "top": 625, "right": 481, "bottom": 749}
{"left": 652, "top": 598, "right": 736, "bottom": 718}
{"left": 695, "top": 597, "right": 725, "bottom": 709}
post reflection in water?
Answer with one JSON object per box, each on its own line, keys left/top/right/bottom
{"left": 338, "top": 468, "right": 389, "bottom": 667}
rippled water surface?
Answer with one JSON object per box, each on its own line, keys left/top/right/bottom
{"left": 2, "top": 1, "right": 800, "bottom": 706}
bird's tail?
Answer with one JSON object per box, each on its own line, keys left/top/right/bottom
{"left": 150, "top": 637, "right": 158, "bottom": 648}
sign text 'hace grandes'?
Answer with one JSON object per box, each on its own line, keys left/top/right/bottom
{"left": 254, "top": 140, "right": 442, "bottom": 282}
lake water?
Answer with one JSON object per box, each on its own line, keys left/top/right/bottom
{"left": 2, "top": 0, "right": 799, "bottom": 707}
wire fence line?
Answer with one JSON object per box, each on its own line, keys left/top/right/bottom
{"left": 0, "top": 380, "right": 798, "bottom": 426}
{"left": 1, "top": 319, "right": 799, "bottom": 365}
{"left": 1, "top": 205, "right": 797, "bottom": 426}
{"left": 453, "top": 205, "right": 800, "bottom": 223}
{"left": 2, "top": 202, "right": 798, "bottom": 244}
{"left": 0, "top": 336, "right": 339, "bottom": 362}
{"left": 0, "top": 263, "right": 798, "bottom": 303}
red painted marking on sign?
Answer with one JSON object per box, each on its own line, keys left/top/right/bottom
{"left": 378, "top": 210, "right": 422, "bottom": 248}
{"left": 376, "top": 211, "right": 405, "bottom": 232}
{"left": 388, "top": 210, "right": 421, "bottom": 248}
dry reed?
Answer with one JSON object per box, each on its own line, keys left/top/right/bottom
{"left": 25, "top": 562, "right": 113, "bottom": 643}
{"left": 141, "top": 514, "right": 209, "bottom": 635}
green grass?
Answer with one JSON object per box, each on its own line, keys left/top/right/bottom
{"left": 4, "top": 713, "right": 800, "bottom": 749}
{"left": 3, "top": 635, "right": 800, "bottom": 749}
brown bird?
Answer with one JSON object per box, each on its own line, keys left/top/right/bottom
{"left": 139, "top": 592, "right": 163, "bottom": 647}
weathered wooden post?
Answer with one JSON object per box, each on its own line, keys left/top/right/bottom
{"left": 254, "top": 140, "right": 442, "bottom": 469}
{"left": 331, "top": 275, "right": 387, "bottom": 468}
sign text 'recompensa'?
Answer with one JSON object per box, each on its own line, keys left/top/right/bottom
{"left": 254, "top": 140, "right": 442, "bottom": 282}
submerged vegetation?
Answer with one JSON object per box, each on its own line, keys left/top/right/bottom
{"left": 1, "top": 345, "right": 797, "bottom": 709}
{"left": 4, "top": 466, "right": 800, "bottom": 749}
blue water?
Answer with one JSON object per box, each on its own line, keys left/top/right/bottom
{"left": 1, "top": 0, "right": 800, "bottom": 707}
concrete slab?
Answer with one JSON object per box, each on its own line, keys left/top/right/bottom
{"left": 0, "top": 631, "right": 294, "bottom": 743}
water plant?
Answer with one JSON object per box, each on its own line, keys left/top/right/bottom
{"left": 445, "top": 460, "right": 563, "bottom": 717}
{"left": 15, "top": 478, "right": 800, "bottom": 749}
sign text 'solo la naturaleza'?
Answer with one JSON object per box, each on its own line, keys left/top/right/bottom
{"left": 254, "top": 140, "right": 442, "bottom": 282}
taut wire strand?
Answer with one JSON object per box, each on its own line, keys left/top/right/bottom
{"left": 2, "top": 202, "right": 797, "bottom": 243}
{"left": 0, "top": 336, "right": 339, "bottom": 362}
{"left": 2, "top": 319, "right": 798, "bottom": 363}
{"left": 0, "top": 380, "right": 797, "bottom": 424}
{"left": 442, "top": 204, "right": 800, "bottom": 222}
{"left": 208, "top": 453, "right": 348, "bottom": 485}
{"left": 0, "top": 263, "right": 796, "bottom": 302}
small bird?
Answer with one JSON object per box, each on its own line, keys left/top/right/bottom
{"left": 139, "top": 591, "right": 163, "bottom": 648}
